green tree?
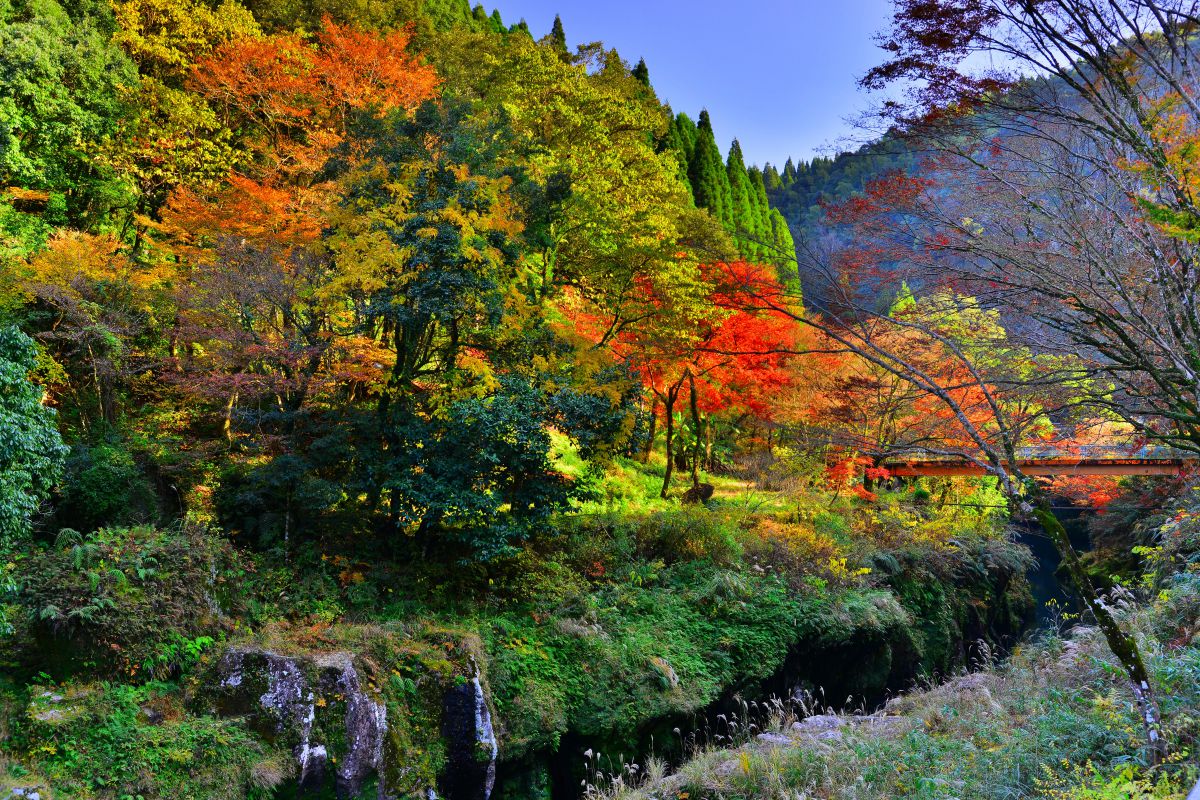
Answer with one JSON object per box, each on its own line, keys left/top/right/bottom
{"left": 662, "top": 111, "right": 697, "bottom": 192}
{"left": 422, "top": 0, "right": 474, "bottom": 29}
{"left": 748, "top": 166, "right": 770, "bottom": 230}
{"left": 331, "top": 101, "right": 603, "bottom": 558}
{"left": 0, "top": 0, "right": 137, "bottom": 226}
{"left": 767, "top": 206, "right": 795, "bottom": 267}
{"left": 112, "top": 0, "right": 260, "bottom": 82}
{"left": 632, "top": 57, "right": 650, "bottom": 86}
{"left": 436, "top": 34, "right": 726, "bottom": 326}
{"left": 547, "top": 13, "right": 567, "bottom": 56}
{"left": 688, "top": 110, "right": 733, "bottom": 227}
{"left": 0, "top": 326, "right": 67, "bottom": 544}
{"left": 762, "top": 163, "right": 783, "bottom": 192}
{"left": 782, "top": 157, "right": 797, "bottom": 187}
{"left": 726, "top": 138, "right": 759, "bottom": 257}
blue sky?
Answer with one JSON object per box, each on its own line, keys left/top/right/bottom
{"left": 489, "top": 0, "right": 897, "bottom": 168}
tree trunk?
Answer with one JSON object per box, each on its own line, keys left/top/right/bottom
{"left": 660, "top": 391, "right": 676, "bottom": 499}
{"left": 705, "top": 421, "right": 715, "bottom": 471}
{"left": 659, "top": 377, "right": 687, "bottom": 499}
{"left": 1027, "top": 483, "right": 1167, "bottom": 764}
{"left": 688, "top": 374, "right": 703, "bottom": 490}
{"left": 223, "top": 390, "right": 238, "bottom": 447}
{"left": 640, "top": 397, "right": 658, "bottom": 463}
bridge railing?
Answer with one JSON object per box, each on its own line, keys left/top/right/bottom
{"left": 879, "top": 445, "right": 1190, "bottom": 465}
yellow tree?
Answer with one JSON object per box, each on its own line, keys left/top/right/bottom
{"left": 96, "top": 0, "right": 263, "bottom": 228}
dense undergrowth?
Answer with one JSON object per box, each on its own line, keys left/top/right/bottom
{"left": 0, "top": 454, "right": 1042, "bottom": 799}
{"left": 586, "top": 493, "right": 1200, "bottom": 800}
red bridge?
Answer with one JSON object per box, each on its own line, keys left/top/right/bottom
{"left": 883, "top": 446, "right": 1195, "bottom": 477}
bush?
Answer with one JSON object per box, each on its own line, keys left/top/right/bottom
{"left": 484, "top": 546, "right": 591, "bottom": 608}
{"left": 15, "top": 522, "right": 244, "bottom": 679}
{"left": 628, "top": 509, "right": 743, "bottom": 566}
{"left": 1037, "top": 761, "right": 1197, "bottom": 800}
{"left": 57, "top": 440, "right": 158, "bottom": 532}
{"left": 743, "top": 518, "right": 849, "bottom": 588}
{"left": 11, "top": 681, "right": 286, "bottom": 799}
{"left": 0, "top": 325, "right": 67, "bottom": 545}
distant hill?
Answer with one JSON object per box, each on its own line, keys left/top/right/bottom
{"left": 765, "top": 138, "right": 917, "bottom": 235}
{"left": 755, "top": 138, "right": 916, "bottom": 307}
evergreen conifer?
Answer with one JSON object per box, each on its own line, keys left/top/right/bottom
{"left": 763, "top": 163, "right": 783, "bottom": 192}
{"left": 782, "top": 157, "right": 797, "bottom": 187}
{"left": 549, "top": 14, "right": 568, "bottom": 56}
{"left": 632, "top": 57, "right": 650, "bottom": 86}
{"left": 748, "top": 165, "right": 773, "bottom": 249}
{"left": 726, "top": 139, "right": 758, "bottom": 256}
{"left": 661, "top": 112, "right": 697, "bottom": 192}
{"left": 688, "top": 110, "right": 733, "bottom": 227}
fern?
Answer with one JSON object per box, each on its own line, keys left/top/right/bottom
{"left": 54, "top": 528, "right": 83, "bottom": 550}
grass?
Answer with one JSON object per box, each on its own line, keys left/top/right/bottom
{"left": 585, "top": 574, "right": 1200, "bottom": 800}
{"left": 550, "top": 432, "right": 794, "bottom": 516}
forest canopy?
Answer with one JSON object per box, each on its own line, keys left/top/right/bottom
{"left": 0, "top": 0, "right": 805, "bottom": 561}
{"left": 3, "top": 2, "right": 1200, "bottom": 799}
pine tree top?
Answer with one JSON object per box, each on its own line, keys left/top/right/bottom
{"left": 727, "top": 139, "right": 746, "bottom": 168}
{"left": 550, "top": 14, "right": 567, "bottom": 52}
{"left": 632, "top": 57, "right": 650, "bottom": 86}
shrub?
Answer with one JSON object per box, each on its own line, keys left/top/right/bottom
{"left": 485, "top": 546, "right": 591, "bottom": 607}
{"left": 15, "top": 681, "right": 286, "bottom": 799}
{"left": 812, "top": 511, "right": 851, "bottom": 539}
{"left": 0, "top": 325, "right": 67, "bottom": 545}
{"left": 629, "top": 509, "right": 743, "bottom": 566}
{"left": 744, "top": 518, "right": 848, "bottom": 587}
{"left": 16, "top": 522, "right": 244, "bottom": 679}
{"left": 1036, "top": 761, "right": 1196, "bottom": 799}
{"left": 56, "top": 439, "right": 158, "bottom": 532}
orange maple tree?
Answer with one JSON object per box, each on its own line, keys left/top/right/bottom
{"left": 159, "top": 19, "right": 441, "bottom": 442}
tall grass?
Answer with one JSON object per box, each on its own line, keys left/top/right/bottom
{"left": 585, "top": 595, "right": 1200, "bottom": 800}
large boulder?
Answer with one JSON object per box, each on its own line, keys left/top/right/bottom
{"left": 198, "top": 625, "right": 500, "bottom": 800}
{"left": 440, "top": 668, "right": 498, "bottom": 800}
{"left": 213, "top": 648, "right": 387, "bottom": 797}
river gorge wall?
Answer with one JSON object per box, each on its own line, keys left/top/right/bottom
{"left": 170, "top": 535, "right": 1033, "bottom": 800}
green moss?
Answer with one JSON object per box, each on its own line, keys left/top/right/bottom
{"left": 14, "top": 522, "right": 244, "bottom": 681}
{"left": 4, "top": 680, "right": 287, "bottom": 800}
{"left": 192, "top": 623, "right": 491, "bottom": 796}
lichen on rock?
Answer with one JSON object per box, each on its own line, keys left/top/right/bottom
{"left": 200, "top": 624, "right": 501, "bottom": 800}
{"left": 210, "top": 647, "right": 388, "bottom": 797}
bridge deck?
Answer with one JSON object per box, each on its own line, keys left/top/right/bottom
{"left": 886, "top": 458, "right": 1188, "bottom": 477}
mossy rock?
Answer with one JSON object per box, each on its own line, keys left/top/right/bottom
{"left": 195, "top": 623, "right": 499, "bottom": 799}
